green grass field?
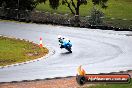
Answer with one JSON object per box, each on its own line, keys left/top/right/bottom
{"left": 88, "top": 79, "right": 132, "bottom": 88}
{"left": 0, "top": 36, "right": 48, "bottom": 66}
{"left": 36, "top": 0, "right": 132, "bottom": 20}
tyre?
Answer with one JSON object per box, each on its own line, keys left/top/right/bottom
{"left": 67, "top": 47, "right": 72, "bottom": 53}
{"left": 76, "top": 75, "right": 86, "bottom": 85}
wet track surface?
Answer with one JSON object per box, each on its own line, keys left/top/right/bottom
{"left": 0, "top": 22, "right": 132, "bottom": 82}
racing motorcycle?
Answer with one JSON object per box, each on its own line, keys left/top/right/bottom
{"left": 58, "top": 37, "right": 72, "bottom": 53}
{"left": 60, "top": 43, "right": 72, "bottom": 53}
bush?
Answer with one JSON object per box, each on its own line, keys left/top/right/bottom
{"left": 88, "top": 7, "right": 104, "bottom": 25}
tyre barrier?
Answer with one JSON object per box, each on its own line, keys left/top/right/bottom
{"left": 76, "top": 75, "right": 86, "bottom": 85}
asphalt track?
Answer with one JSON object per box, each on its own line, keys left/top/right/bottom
{"left": 0, "top": 21, "right": 132, "bottom": 82}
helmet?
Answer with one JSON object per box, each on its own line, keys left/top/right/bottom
{"left": 58, "top": 35, "right": 62, "bottom": 39}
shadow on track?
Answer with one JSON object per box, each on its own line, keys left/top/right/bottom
{"left": 60, "top": 52, "right": 72, "bottom": 56}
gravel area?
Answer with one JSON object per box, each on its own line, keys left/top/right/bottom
{"left": 0, "top": 77, "right": 91, "bottom": 88}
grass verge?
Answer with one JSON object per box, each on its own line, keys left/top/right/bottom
{"left": 87, "top": 79, "right": 132, "bottom": 88}
{"left": 0, "top": 36, "right": 48, "bottom": 66}
{"left": 36, "top": 0, "right": 132, "bottom": 20}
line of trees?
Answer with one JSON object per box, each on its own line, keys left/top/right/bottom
{"left": 0, "top": 0, "right": 108, "bottom": 15}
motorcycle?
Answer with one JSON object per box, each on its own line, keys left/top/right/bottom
{"left": 58, "top": 38, "right": 72, "bottom": 53}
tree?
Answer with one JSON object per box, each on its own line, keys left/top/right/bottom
{"left": 40, "top": 0, "right": 108, "bottom": 24}
{"left": 0, "top": 0, "right": 37, "bottom": 10}
{"left": 88, "top": 7, "right": 104, "bottom": 25}
{"left": 0, "top": 0, "right": 37, "bottom": 19}
{"left": 37, "top": 0, "right": 59, "bottom": 9}
{"left": 41, "top": 0, "right": 108, "bottom": 16}
{"left": 62, "top": 0, "right": 87, "bottom": 15}
{"left": 0, "top": 0, "right": 3, "bottom": 7}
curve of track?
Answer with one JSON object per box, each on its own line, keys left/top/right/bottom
{"left": 0, "top": 22, "right": 132, "bottom": 82}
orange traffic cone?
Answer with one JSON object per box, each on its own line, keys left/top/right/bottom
{"left": 77, "top": 65, "right": 86, "bottom": 76}
{"left": 39, "top": 37, "right": 43, "bottom": 47}
{"left": 81, "top": 68, "right": 86, "bottom": 76}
